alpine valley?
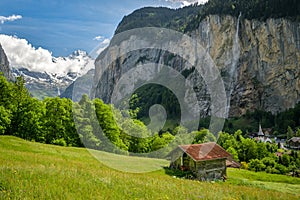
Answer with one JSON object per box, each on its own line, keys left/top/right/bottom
{"left": 0, "top": 39, "right": 94, "bottom": 99}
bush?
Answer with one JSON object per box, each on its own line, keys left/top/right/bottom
{"left": 275, "top": 164, "right": 289, "bottom": 174}
{"left": 261, "top": 157, "right": 276, "bottom": 168}
{"left": 248, "top": 159, "right": 266, "bottom": 172}
{"left": 51, "top": 138, "right": 67, "bottom": 147}
{"left": 240, "top": 162, "right": 248, "bottom": 170}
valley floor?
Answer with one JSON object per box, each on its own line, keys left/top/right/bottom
{"left": 0, "top": 136, "right": 299, "bottom": 200}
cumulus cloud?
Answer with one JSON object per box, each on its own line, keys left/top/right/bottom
{"left": 0, "top": 34, "right": 94, "bottom": 75}
{"left": 0, "top": 15, "right": 22, "bottom": 24}
{"left": 166, "top": 0, "right": 208, "bottom": 7}
{"left": 90, "top": 36, "right": 110, "bottom": 59}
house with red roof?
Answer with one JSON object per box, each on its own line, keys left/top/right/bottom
{"left": 169, "top": 142, "right": 231, "bottom": 181}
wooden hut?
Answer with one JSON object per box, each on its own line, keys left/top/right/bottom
{"left": 169, "top": 142, "right": 231, "bottom": 181}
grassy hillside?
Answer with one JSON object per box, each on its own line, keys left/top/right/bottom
{"left": 1, "top": 136, "right": 299, "bottom": 199}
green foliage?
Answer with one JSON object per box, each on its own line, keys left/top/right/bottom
{"left": 287, "top": 126, "right": 294, "bottom": 140}
{"left": 0, "top": 106, "right": 10, "bottom": 135}
{"left": 217, "top": 128, "right": 298, "bottom": 175}
{"left": 192, "top": 129, "right": 216, "bottom": 144}
{"left": 262, "top": 157, "right": 277, "bottom": 168}
{"left": 227, "top": 146, "right": 239, "bottom": 161}
{"left": 0, "top": 74, "right": 298, "bottom": 175}
{"left": 249, "top": 159, "right": 266, "bottom": 172}
{"left": 51, "top": 138, "right": 67, "bottom": 147}
{"left": 129, "top": 84, "right": 181, "bottom": 124}
{"left": 185, "top": 0, "right": 300, "bottom": 32}
{"left": 115, "top": 5, "right": 202, "bottom": 34}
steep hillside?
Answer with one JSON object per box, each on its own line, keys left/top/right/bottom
{"left": 93, "top": 1, "right": 300, "bottom": 119}
{"left": 115, "top": 5, "right": 202, "bottom": 34}
{"left": 0, "top": 44, "right": 12, "bottom": 81}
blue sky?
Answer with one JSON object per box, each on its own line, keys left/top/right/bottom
{"left": 0, "top": 0, "right": 190, "bottom": 56}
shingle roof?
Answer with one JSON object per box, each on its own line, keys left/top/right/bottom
{"left": 178, "top": 142, "right": 231, "bottom": 162}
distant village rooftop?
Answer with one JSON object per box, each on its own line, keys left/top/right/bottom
{"left": 287, "top": 137, "right": 300, "bottom": 150}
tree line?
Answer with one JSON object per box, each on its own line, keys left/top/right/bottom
{"left": 185, "top": 0, "right": 300, "bottom": 32}
{"left": 0, "top": 74, "right": 175, "bottom": 153}
{"left": 218, "top": 130, "right": 300, "bottom": 175}
{"left": 1, "top": 74, "right": 299, "bottom": 175}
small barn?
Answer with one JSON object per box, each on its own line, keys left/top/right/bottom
{"left": 169, "top": 142, "right": 231, "bottom": 181}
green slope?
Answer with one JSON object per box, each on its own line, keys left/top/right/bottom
{"left": 1, "top": 136, "right": 299, "bottom": 199}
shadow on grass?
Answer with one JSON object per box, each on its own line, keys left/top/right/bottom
{"left": 163, "top": 167, "right": 196, "bottom": 179}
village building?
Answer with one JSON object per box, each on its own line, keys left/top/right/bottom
{"left": 169, "top": 142, "right": 231, "bottom": 181}
{"left": 255, "top": 124, "right": 272, "bottom": 143}
{"left": 287, "top": 137, "right": 300, "bottom": 150}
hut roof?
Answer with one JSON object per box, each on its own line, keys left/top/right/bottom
{"left": 178, "top": 142, "right": 231, "bottom": 162}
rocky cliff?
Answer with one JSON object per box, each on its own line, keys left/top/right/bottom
{"left": 94, "top": 11, "right": 300, "bottom": 117}
{"left": 0, "top": 44, "right": 12, "bottom": 81}
{"left": 196, "top": 15, "right": 300, "bottom": 116}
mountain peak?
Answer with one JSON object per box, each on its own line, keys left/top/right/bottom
{"left": 70, "top": 50, "right": 88, "bottom": 58}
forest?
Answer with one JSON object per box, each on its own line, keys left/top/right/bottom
{"left": 115, "top": 0, "right": 300, "bottom": 34}
{"left": 187, "top": 0, "right": 300, "bottom": 32}
{"left": 1, "top": 74, "right": 300, "bottom": 176}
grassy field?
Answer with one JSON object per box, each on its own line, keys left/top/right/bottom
{"left": 0, "top": 136, "right": 300, "bottom": 200}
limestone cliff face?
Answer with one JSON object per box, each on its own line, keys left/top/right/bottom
{"left": 0, "top": 44, "right": 12, "bottom": 81}
{"left": 195, "top": 15, "right": 300, "bottom": 115}
{"left": 94, "top": 15, "right": 300, "bottom": 117}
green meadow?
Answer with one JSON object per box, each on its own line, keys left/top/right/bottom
{"left": 1, "top": 136, "right": 299, "bottom": 200}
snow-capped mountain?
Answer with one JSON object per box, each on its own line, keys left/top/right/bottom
{"left": 0, "top": 34, "right": 96, "bottom": 99}
{"left": 12, "top": 50, "right": 94, "bottom": 99}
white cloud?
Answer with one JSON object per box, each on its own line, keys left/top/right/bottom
{"left": 0, "top": 15, "right": 22, "bottom": 24}
{"left": 93, "top": 35, "right": 104, "bottom": 41}
{"left": 90, "top": 37, "right": 110, "bottom": 59}
{"left": 165, "top": 0, "right": 208, "bottom": 7}
{"left": 0, "top": 34, "right": 94, "bottom": 75}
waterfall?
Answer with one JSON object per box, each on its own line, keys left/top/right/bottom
{"left": 206, "top": 17, "right": 211, "bottom": 53}
{"left": 226, "top": 12, "right": 241, "bottom": 117}
{"left": 57, "top": 87, "right": 61, "bottom": 96}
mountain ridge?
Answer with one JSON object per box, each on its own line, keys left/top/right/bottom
{"left": 93, "top": 2, "right": 300, "bottom": 118}
{"left": 10, "top": 49, "right": 94, "bottom": 99}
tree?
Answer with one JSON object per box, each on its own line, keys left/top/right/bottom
{"left": 0, "top": 106, "right": 11, "bottom": 134}
{"left": 286, "top": 126, "right": 294, "bottom": 140}
{"left": 261, "top": 157, "right": 276, "bottom": 168}
{"left": 281, "top": 154, "right": 291, "bottom": 167}
{"left": 73, "top": 101, "right": 99, "bottom": 149}
{"left": 217, "top": 132, "right": 239, "bottom": 150}
{"left": 94, "top": 98, "right": 128, "bottom": 151}
{"left": 256, "top": 142, "right": 269, "bottom": 159}
{"left": 227, "top": 146, "right": 239, "bottom": 161}
{"left": 239, "top": 138, "right": 257, "bottom": 162}
{"left": 249, "top": 159, "right": 266, "bottom": 172}
{"left": 43, "top": 97, "right": 79, "bottom": 146}
{"left": 296, "top": 128, "right": 300, "bottom": 137}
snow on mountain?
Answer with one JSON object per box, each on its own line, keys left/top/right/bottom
{"left": 11, "top": 50, "right": 94, "bottom": 99}
{"left": 0, "top": 34, "right": 98, "bottom": 99}
{"left": 0, "top": 34, "right": 94, "bottom": 75}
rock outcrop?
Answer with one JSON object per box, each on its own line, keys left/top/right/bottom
{"left": 0, "top": 44, "right": 12, "bottom": 81}
{"left": 192, "top": 15, "right": 300, "bottom": 116}
{"left": 94, "top": 13, "right": 300, "bottom": 117}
